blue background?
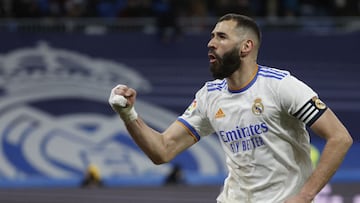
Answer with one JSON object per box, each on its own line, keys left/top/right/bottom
{"left": 0, "top": 30, "right": 359, "bottom": 186}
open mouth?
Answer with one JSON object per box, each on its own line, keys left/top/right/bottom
{"left": 208, "top": 52, "right": 217, "bottom": 63}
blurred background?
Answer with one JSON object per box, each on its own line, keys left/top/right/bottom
{"left": 0, "top": 0, "right": 359, "bottom": 202}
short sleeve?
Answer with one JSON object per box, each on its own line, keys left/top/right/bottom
{"left": 177, "top": 86, "right": 215, "bottom": 141}
{"left": 279, "top": 75, "right": 327, "bottom": 126}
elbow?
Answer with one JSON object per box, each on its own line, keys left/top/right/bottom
{"left": 344, "top": 134, "right": 353, "bottom": 149}
{"left": 152, "top": 159, "right": 168, "bottom": 165}
{"left": 146, "top": 139, "right": 179, "bottom": 165}
{"left": 333, "top": 132, "right": 353, "bottom": 151}
{"left": 343, "top": 136, "right": 353, "bottom": 155}
{"left": 151, "top": 157, "right": 171, "bottom": 165}
{"left": 149, "top": 154, "right": 173, "bottom": 165}
{"left": 341, "top": 129, "right": 353, "bottom": 149}
{"left": 149, "top": 141, "right": 178, "bottom": 165}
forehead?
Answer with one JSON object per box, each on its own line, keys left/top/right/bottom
{"left": 212, "top": 20, "right": 239, "bottom": 35}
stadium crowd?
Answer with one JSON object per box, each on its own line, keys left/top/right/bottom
{"left": 0, "top": 0, "right": 359, "bottom": 19}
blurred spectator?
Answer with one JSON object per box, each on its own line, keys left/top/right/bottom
{"left": 0, "top": 3, "right": 5, "bottom": 17}
{"left": 266, "top": 0, "right": 279, "bottom": 18}
{"left": 188, "top": 0, "right": 208, "bottom": 17}
{"left": 152, "top": 0, "right": 182, "bottom": 42}
{"left": 331, "top": 0, "right": 360, "bottom": 16}
{"left": 215, "top": 0, "right": 253, "bottom": 17}
{"left": 0, "top": 0, "right": 358, "bottom": 19}
{"left": 95, "top": 0, "right": 123, "bottom": 18}
{"left": 12, "top": 0, "right": 43, "bottom": 18}
{"left": 44, "top": 0, "right": 66, "bottom": 17}
{"left": 65, "top": 0, "right": 87, "bottom": 17}
{"left": 118, "top": 0, "right": 153, "bottom": 17}
{"left": 247, "top": 0, "right": 299, "bottom": 18}
{"left": 186, "top": 0, "right": 209, "bottom": 32}
{"left": 282, "top": 0, "right": 298, "bottom": 17}
{"left": 164, "top": 164, "right": 184, "bottom": 185}
{"left": 81, "top": 164, "right": 103, "bottom": 188}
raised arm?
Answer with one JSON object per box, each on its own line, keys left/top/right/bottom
{"left": 109, "top": 84, "right": 196, "bottom": 164}
{"left": 285, "top": 108, "right": 353, "bottom": 202}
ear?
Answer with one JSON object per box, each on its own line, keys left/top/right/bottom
{"left": 240, "top": 39, "right": 254, "bottom": 57}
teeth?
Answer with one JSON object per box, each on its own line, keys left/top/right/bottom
{"left": 209, "top": 58, "right": 216, "bottom": 63}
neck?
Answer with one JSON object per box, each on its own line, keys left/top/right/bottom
{"left": 226, "top": 62, "right": 258, "bottom": 91}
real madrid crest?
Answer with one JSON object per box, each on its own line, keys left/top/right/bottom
{"left": 312, "top": 97, "right": 326, "bottom": 110}
{"left": 252, "top": 98, "right": 264, "bottom": 115}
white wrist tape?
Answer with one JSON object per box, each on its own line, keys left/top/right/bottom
{"left": 119, "top": 106, "right": 138, "bottom": 123}
{"left": 111, "top": 94, "right": 128, "bottom": 107}
{"left": 109, "top": 94, "right": 138, "bottom": 122}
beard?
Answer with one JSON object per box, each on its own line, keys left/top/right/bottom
{"left": 209, "top": 47, "right": 241, "bottom": 79}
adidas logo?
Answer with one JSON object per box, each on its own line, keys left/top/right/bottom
{"left": 215, "top": 108, "right": 225, "bottom": 118}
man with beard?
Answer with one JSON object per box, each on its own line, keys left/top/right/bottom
{"left": 109, "top": 14, "right": 353, "bottom": 203}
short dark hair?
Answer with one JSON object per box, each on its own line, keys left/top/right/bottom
{"left": 218, "top": 13, "right": 261, "bottom": 45}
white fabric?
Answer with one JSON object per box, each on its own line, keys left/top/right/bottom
{"left": 179, "top": 65, "right": 319, "bottom": 203}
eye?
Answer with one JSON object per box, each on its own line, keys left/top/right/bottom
{"left": 218, "top": 33, "right": 227, "bottom": 39}
{"left": 210, "top": 32, "right": 227, "bottom": 40}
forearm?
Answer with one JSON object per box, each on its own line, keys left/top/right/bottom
{"left": 108, "top": 86, "right": 167, "bottom": 163}
{"left": 124, "top": 117, "right": 168, "bottom": 165}
{"left": 108, "top": 85, "right": 194, "bottom": 165}
{"left": 299, "top": 136, "right": 352, "bottom": 200}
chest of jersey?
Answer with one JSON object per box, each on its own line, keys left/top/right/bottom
{"left": 207, "top": 89, "right": 280, "bottom": 154}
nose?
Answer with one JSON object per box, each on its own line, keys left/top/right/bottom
{"left": 207, "top": 38, "right": 216, "bottom": 49}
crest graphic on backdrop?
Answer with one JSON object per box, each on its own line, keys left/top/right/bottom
{"left": 0, "top": 42, "right": 226, "bottom": 185}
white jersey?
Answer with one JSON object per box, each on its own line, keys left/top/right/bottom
{"left": 178, "top": 65, "right": 327, "bottom": 203}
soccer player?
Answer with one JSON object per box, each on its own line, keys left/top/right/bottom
{"left": 109, "top": 13, "right": 353, "bottom": 203}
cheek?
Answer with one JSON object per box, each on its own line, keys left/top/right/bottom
{"left": 216, "top": 48, "right": 228, "bottom": 58}
{"left": 217, "top": 40, "right": 237, "bottom": 56}
{"left": 222, "top": 43, "right": 237, "bottom": 53}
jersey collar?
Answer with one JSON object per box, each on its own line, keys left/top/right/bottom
{"left": 228, "top": 65, "right": 259, "bottom": 94}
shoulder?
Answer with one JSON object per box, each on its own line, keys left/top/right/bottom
{"left": 257, "top": 65, "right": 290, "bottom": 81}
{"left": 200, "top": 79, "right": 227, "bottom": 93}
{"left": 256, "top": 65, "right": 307, "bottom": 91}
{"left": 256, "top": 65, "right": 311, "bottom": 100}
{"left": 192, "top": 79, "right": 226, "bottom": 104}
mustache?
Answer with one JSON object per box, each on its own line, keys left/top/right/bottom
{"left": 208, "top": 49, "right": 218, "bottom": 57}
{"left": 208, "top": 49, "right": 222, "bottom": 64}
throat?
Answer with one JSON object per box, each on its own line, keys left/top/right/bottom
{"left": 227, "top": 65, "right": 259, "bottom": 92}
